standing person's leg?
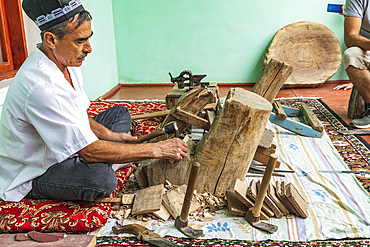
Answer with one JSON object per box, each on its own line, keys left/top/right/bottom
{"left": 343, "top": 47, "right": 370, "bottom": 128}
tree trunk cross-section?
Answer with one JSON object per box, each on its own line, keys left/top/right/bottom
{"left": 264, "top": 21, "right": 342, "bottom": 88}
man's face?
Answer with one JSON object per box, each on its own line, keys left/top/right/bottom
{"left": 52, "top": 19, "right": 93, "bottom": 68}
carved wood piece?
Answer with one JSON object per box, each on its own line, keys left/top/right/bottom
{"left": 299, "top": 104, "right": 324, "bottom": 132}
{"left": 233, "top": 179, "right": 269, "bottom": 220}
{"left": 273, "top": 101, "right": 287, "bottom": 119}
{"left": 226, "top": 190, "right": 247, "bottom": 216}
{"left": 132, "top": 184, "right": 164, "bottom": 215}
{"left": 264, "top": 21, "right": 342, "bottom": 88}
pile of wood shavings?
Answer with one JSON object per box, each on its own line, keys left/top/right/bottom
{"left": 110, "top": 180, "right": 227, "bottom": 222}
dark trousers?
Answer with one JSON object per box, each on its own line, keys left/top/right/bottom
{"left": 25, "top": 106, "right": 131, "bottom": 201}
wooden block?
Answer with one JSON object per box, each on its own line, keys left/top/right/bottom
{"left": 256, "top": 181, "right": 283, "bottom": 219}
{"left": 122, "top": 194, "right": 135, "bottom": 205}
{"left": 286, "top": 183, "right": 309, "bottom": 219}
{"left": 94, "top": 194, "right": 135, "bottom": 204}
{"left": 135, "top": 166, "right": 148, "bottom": 187}
{"left": 153, "top": 203, "right": 171, "bottom": 221}
{"left": 252, "top": 58, "right": 293, "bottom": 103}
{"left": 0, "top": 234, "right": 96, "bottom": 247}
{"left": 162, "top": 184, "right": 201, "bottom": 218}
{"left": 253, "top": 151, "right": 281, "bottom": 169}
{"left": 276, "top": 181, "right": 299, "bottom": 216}
{"left": 299, "top": 104, "right": 324, "bottom": 132}
{"left": 273, "top": 101, "right": 287, "bottom": 119}
{"left": 226, "top": 190, "right": 247, "bottom": 216}
{"left": 258, "top": 128, "right": 275, "bottom": 149}
{"left": 132, "top": 184, "right": 164, "bottom": 215}
{"left": 247, "top": 180, "right": 274, "bottom": 217}
{"left": 233, "top": 179, "right": 269, "bottom": 220}
{"left": 267, "top": 183, "right": 289, "bottom": 216}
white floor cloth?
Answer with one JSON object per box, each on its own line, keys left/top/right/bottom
{"left": 95, "top": 122, "right": 370, "bottom": 241}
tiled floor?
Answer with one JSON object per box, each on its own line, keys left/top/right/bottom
{"left": 105, "top": 81, "right": 370, "bottom": 143}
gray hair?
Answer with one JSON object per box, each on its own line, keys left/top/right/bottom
{"left": 41, "top": 10, "right": 92, "bottom": 41}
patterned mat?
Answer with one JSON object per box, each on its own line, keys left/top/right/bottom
{"left": 278, "top": 98, "right": 370, "bottom": 194}
{"left": 89, "top": 98, "right": 370, "bottom": 246}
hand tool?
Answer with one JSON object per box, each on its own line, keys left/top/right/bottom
{"left": 319, "top": 170, "right": 370, "bottom": 175}
{"left": 133, "top": 121, "right": 179, "bottom": 143}
{"left": 112, "top": 224, "right": 178, "bottom": 247}
{"left": 245, "top": 154, "right": 279, "bottom": 234}
{"left": 338, "top": 129, "right": 370, "bottom": 135}
{"left": 175, "top": 162, "right": 203, "bottom": 238}
{"left": 163, "top": 121, "right": 179, "bottom": 138}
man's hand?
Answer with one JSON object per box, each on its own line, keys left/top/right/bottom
{"left": 332, "top": 83, "right": 353, "bottom": 91}
{"left": 153, "top": 138, "right": 188, "bottom": 161}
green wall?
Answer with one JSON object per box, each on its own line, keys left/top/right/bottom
{"left": 80, "top": 0, "right": 118, "bottom": 99}
{"left": 111, "top": 0, "right": 347, "bottom": 84}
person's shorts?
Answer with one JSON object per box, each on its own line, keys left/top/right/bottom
{"left": 343, "top": 46, "right": 370, "bottom": 70}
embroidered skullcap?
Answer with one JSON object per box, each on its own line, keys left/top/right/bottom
{"left": 22, "top": 0, "right": 85, "bottom": 31}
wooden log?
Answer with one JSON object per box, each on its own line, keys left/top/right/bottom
{"left": 252, "top": 58, "right": 293, "bottom": 103}
{"left": 348, "top": 87, "right": 365, "bottom": 119}
{"left": 193, "top": 88, "right": 272, "bottom": 195}
{"left": 145, "top": 140, "right": 195, "bottom": 187}
{"left": 299, "top": 104, "right": 324, "bottom": 132}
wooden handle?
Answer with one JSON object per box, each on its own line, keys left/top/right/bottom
{"left": 132, "top": 129, "right": 165, "bottom": 143}
{"left": 252, "top": 154, "right": 278, "bottom": 216}
{"left": 180, "top": 162, "right": 201, "bottom": 221}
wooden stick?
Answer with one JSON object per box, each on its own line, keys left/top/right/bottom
{"left": 252, "top": 154, "right": 278, "bottom": 216}
{"left": 131, "top": 103, "right": 217, "bottom": 121}
{"left": 180, "top": 162, "right": 200, "bottom": 221}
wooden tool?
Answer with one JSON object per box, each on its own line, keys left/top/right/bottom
{"left": 174, "top": 162, "right": 203, "bottom": 238}
{"left": 245, "top": 154, "right": 279, "bottom": 234}
{"left": 269, "top": 104, "right": 323, "bottom": 138}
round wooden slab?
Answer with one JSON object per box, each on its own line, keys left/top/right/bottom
{"left": 264, "top": 21, "right": 342, "bottom": 88}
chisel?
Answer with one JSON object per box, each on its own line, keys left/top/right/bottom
{"left": 319, "top": 170, "right": 370, "bottom": 175}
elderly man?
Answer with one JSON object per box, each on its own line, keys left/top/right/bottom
{"left": 0, "top": 0, "right": 187, "bottom": 202}
{"left": 336, "top": 0, "right": 370, "bottom": 128}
